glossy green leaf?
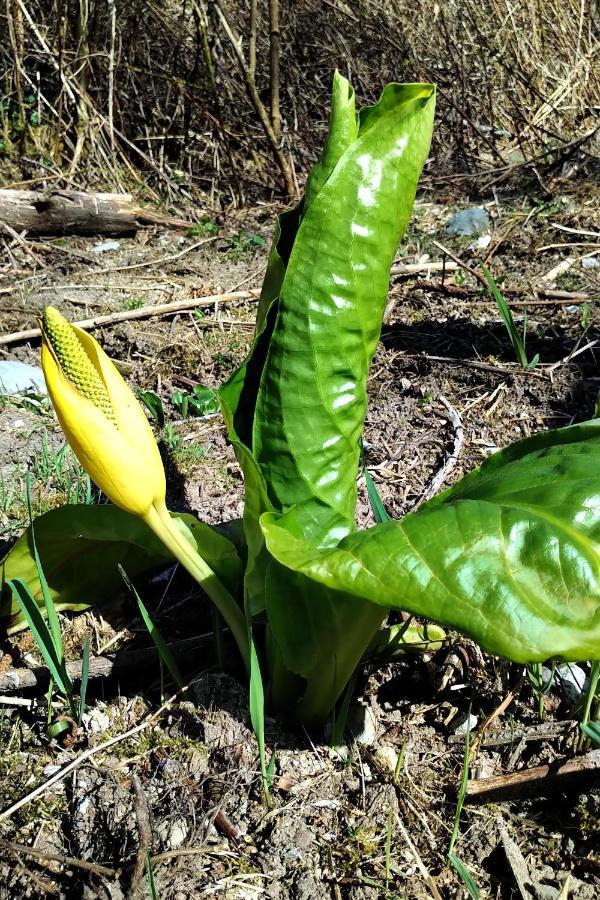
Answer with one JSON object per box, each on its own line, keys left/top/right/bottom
{"left": 252, "top": 79, "right": 435, "bottom": 547}
{"left": 261, "top": 422, "right": 600, "bottom": 664}
{"left": 265, "top": 560, "right": 386, "bottom": 725}
{"left": 1, "top": 504, "right": 242, "bottom": 631}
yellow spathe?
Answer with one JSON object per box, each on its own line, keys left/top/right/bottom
{"left": 41, "top": 307, "right": 166, "bottom": 517}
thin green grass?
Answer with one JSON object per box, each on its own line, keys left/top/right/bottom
{"left": 7, "top": 477, "right": 79, "bottom": 723}
{"left": 448, "top": 708, "right": 480, "bottom": 899}
{"left": 119, "top": 565, "right": 184, "bottom": 690}
{"left": 482, "top": 265, "right": 539, "bottom": 369}
{"left": 249, "top": 628, "right": 272, "bottom": 807}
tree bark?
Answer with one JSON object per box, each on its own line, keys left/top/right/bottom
{"left": 269, "top": 0, "right": 281, "bottom": 142}
{"left": 213, "top": 0, "right": 296, "bottom": 198}
{"left": 0, "top": 189, "right": 191, "bottom": 235}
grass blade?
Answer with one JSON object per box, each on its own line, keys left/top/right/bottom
{"left": 365, "top": 466, "right": 390, "bottom": 523}
{"left": 331, "top": 669, "right": 357, "bottom": 749}
{"left": 8, "top": 578, "right": 72, "bottom": 697}
{"left": 449, "top": 705, "right": 471, "bottom": 856}
{"left": 26, "top": 475, "right": 65, "bottom": 669}
{"left": 581, "top": 721, "right": 600, "bottom": 746}
{"left": 481, "top": 265, "right": 529, "bottom": 367}
{"left": 145, "top": 850, "right": 159, "bottom": 900}
{"left": 448, "top": 853, "right": 480, "bottom": 899}
{"left": 248, "top": 628, "right": 271, "bottom": 806}
{"left": 119, "top": 565, "right": 184, "bottom": 690}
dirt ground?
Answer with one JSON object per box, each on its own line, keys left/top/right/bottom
{"left": 0, "top": 186, "right": 599, "bottom": 898}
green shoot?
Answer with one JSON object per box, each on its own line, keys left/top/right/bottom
{"left": 579, "top": 660, "right": 599, "bottom": 749}
{"left": 482, "top": 265, "right": 539, "bottom": 369}
{"left": 527, "top": 661, "right": 555, "bottom": 721}
{"left": 393, "top": 741, "right": 406, "bottom": 787}
{"left": 448, "top": 707, "right": 479, "bottom": 898}
{"left": 331, "top": 669, "right": 358, "bottom": 750}
{"left": 581, "top": 722, "right": 600, "bottom": 746}
{"left": 361, "top": 442, "right": 390, "bottom": 524}
{"left": 8, "top": 476, "right": 78, "bottom": 721}
{"left": 9, "top": 578, "right": 75, "bottom": 715}
{"left": 447, "top": 853, "right": 480, "bottom": 900}
{"left": 171, "top": 391, "right": 189, "bottom": 419}
{"left": 172, "top": 385, "right": 219, "bottom": 419}
{"left": 248, "top": 628, "right": 271, "bottom": 807}
{"left": 145, "top": 850, "right": 159, "bottom": 899}
{"left": 119, "top": 565, "right": 184, "bottom": 690}
{"left": 139, "top": 390, "right": 166, "bottom": 427}
{"left": 365, "top": 467, "right": 390, "bottom": 524}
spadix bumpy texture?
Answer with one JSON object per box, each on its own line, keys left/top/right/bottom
{"left": 41, "top": 306, "right": 166, "bottom": 517}
{"left": 43, "top": 307, "right": 116, "bottom": 423}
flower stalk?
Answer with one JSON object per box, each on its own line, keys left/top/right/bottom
{"left": 143, "top": 502, "right": 249, "bottom": 671}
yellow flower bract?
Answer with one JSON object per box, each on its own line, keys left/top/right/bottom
{"left": 41, "top": 305, "right": 166, "bottom": 517}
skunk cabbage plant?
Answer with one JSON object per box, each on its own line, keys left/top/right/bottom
{"left": 2, "top": 73, "right": 600, "bottom": 728}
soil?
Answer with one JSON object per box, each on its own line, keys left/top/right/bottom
{"left": 0, "top": 187, "right": 599, "bottom": 898}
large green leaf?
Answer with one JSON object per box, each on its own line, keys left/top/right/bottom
{"left": 252, "top": 80, "right": 435, "bottom": 547}
{"left": 1, "top": 504, "right": 242, "bottom": 632}
{"left": 265, "top": 561, "right": 386, "bottom": 725}
{"left": 261, "top": 422, "right": 600, "bottom": 664}
{"left": 217, "top": 76, "right": 435, "bottom": 706}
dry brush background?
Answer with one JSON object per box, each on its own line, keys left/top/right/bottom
{"left": 1, "top": 0, "right": 598, "bottom": 202}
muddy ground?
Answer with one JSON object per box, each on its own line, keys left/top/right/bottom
{"left": 0, "top": 187, "right": 599, "bottom": 898}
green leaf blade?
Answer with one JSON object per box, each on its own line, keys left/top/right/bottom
{"left": 253, "top": 84, "right": 435, "bottom": 546}
{"left": 261, "top": 426, "right": 600, "bottom": 664}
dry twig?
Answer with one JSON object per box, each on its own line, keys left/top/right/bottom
{"left": 0, "top": 290, "right": 259, "bottom": 347}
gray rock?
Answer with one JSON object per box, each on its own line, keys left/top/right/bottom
{"left": 347, "top": 702, "right": 378, "bottom": 746}
{"left": 445, "top": 207, "right": 491, "bottom": 236}
{"left": 541, "top": 662, "right": 588, "bottom": 704}
{"left": 453, "top": 711, "right": 479, "bottom": 734}
{"left": 157, "top": 816, "right": 188, "bottom": 850}
{"left": 0, "top": 360, "right": 47, "bottom": 396}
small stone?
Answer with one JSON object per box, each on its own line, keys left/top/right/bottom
{"left": 157, "top": 817, "right": 188, "bottom": 850}
{"left": 82, "top": 708, "right": 111, "bottom": 735}
{"left": 0, "top": 361, "right": 47, "bottom": 396}
{"left": 468, "top": 233, "right": 491, "bottom": 251}
{"left": 556, "top": 663, "right": 588, "bottom": 703}
{"left": 91, "top": 240, "right": 120, "bottom": 253}
{"left": 372, "top": 744, "right": 399, "bottom": 776}
{"left": 347, "top": 702, "right": 378, "bottom": 746}
{"left": 453, "top": 711, "right": 478, "bottom": 735}
{"left": 582, "top": 256, "right": 599, "bottom": 268}
{"left": 445, "top": 207, "right": 491, "bottom": 237}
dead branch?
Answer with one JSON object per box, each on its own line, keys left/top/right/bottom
{"left": 418, "top": 395, "right": 463, "bottom": 503}
{"left": 465, "top": 750, "right": 600, "bottom": 802}
{"left": 0, "top": 289, "right": 259, "bottom": 347}
{"left": 269, "top": 0, "right": 282, "bottom": 142}
{"left": 212, "top": 0, "right": 296, "bottom": 197}
{"left": 131, "top": 776, "right": 153, "bottom": 888}
{"left": 0, "top": 635, "right": 212, "bottom": 694}
{"left": 0, "top": 838, "right": 118, "bottom": 879}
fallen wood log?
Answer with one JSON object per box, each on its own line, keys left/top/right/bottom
{"left": 0, "top": 634, "right": 211, "bottom": 693}
{"left": 0, "top": 189, "right": 193, "bottom": 235}
{"left": 465, "top": 749, "right": 600, "bottom": 802}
